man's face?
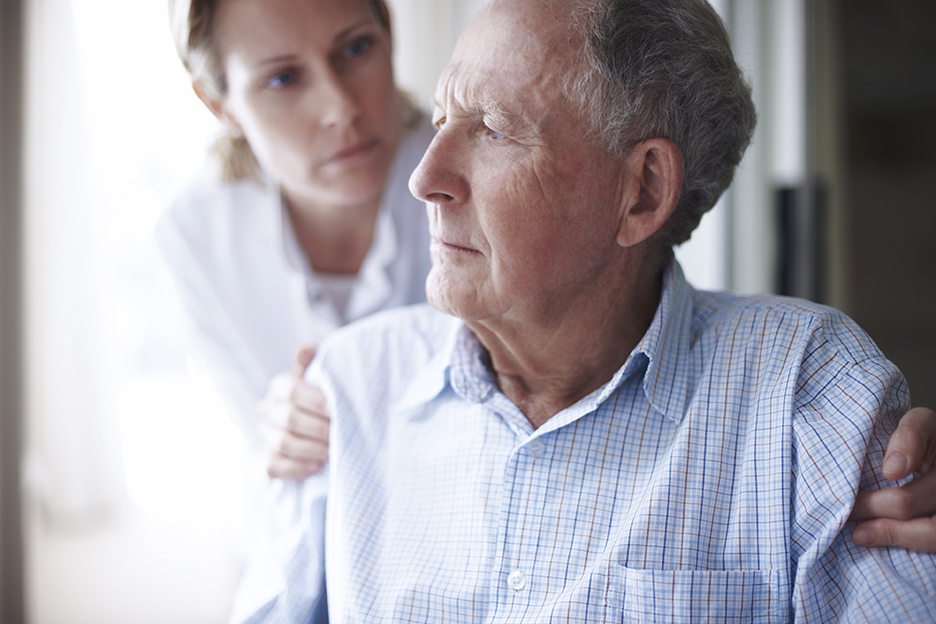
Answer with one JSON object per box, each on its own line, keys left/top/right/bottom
{"left": 408, "top": 0, "right": 629, "bottom": 325}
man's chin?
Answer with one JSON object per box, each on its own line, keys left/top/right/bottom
{"left": 428, "top": 288, "right": 481, "bottom": 322}
{"left": 426, "top": 290, "right": 464, "bottom": 320}
{"left": 426, "top": 270, "right": 510, "bottom": 322}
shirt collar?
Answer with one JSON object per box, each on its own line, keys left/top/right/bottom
{"left": 398, "top": 258, "right": 697, "bottom": 425}
{"left": 632, "top": 258, "right": 696, "bottom": 423}
{"left": 522, "top": 258, "right": 696, "bottom": 430}
{"left": 396, "top": 317, "right": 465, "bottom": 413}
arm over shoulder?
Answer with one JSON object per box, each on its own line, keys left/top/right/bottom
{"left": 788, "top": 312, "right": 936, "bottom": 621}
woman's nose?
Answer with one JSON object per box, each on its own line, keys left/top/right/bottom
{"left": 317, "top": 72, "right": 361, "bottom": 128}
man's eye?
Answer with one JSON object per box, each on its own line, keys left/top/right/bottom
{"left": 487, "top": 127, "right": 506, "bottom": 140}
{"left": 344, "top": 37, "right": 372, "bottom": 59}
{"left": 433, "top": 116, "right": 447, "bottom": 130}
{"left": 266, "top": 71, "right": 295, "bottom": 89}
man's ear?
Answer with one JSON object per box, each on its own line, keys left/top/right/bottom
{"left": 192, "top": 82, "right": 243, "bottom": 138}
{"left": 616, "top": 138, "right": 684, "bottom": 248}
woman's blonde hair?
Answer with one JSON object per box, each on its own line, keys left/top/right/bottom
{"left": 168, "top": 0, "right": 419, "bottom": 183}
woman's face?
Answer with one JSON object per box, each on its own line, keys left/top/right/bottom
{"left": 209, "top": 0, "right": 402, "bottom": 210}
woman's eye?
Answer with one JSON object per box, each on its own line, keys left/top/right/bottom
{"left": 433, "top": 116, "right": 447, "bottom": 130}
{"left": 344, "top": 37, "right": 372, "bottom": 59}
{"left": 266, "top": 71, "right": 295, "bottom": 89}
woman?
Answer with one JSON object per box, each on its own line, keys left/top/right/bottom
{"left": 159, "top": 0, "right": 433, "bottom": 479}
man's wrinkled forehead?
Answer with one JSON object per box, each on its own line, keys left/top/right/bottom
{"left": 463, "top": 0, "right": 577, "bottom": 62}
{"left": 434, "top": 0, "right": 581, "bottom": 108}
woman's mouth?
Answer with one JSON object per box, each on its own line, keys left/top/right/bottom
{"left": 328, "top": 138, "right": 380, "bottom": 165}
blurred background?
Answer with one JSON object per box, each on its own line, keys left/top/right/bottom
{"left": 0, "top": 0, "right": 933, "bottom": 622}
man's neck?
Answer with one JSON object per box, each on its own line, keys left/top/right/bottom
{"left": 467, "top": 255, "right": 665, "bottom": 429}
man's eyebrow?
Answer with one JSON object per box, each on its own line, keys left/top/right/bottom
{"left": 430, "top": 97, "right": 523, "bottom": 128}
{"left": 479, "top": 100, "right": 523, "bottom": 130}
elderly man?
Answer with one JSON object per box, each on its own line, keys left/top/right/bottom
{"left": 233, "top": 0, "right": 936, "bottom": 621}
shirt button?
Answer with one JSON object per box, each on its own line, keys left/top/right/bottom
{"left": 507, "top": 570, "right": 526, "bottom": 591}
{"left": 527, "top": 439, "right": 545, "bottom": 459}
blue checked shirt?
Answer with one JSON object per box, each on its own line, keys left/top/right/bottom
{"left": 232, "top": 261, "right": 936, "bottom": 623}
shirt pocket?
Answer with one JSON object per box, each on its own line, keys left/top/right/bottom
{"left": 606, "top": 566, "right": 786, "bottom": 623}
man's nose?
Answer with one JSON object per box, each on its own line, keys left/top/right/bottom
{"left": 408, "top": 130, "right": 468, "bottom": 206}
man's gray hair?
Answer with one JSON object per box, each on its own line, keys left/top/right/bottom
{"left": 569, "top": 0, "right": 757, "bottom": 248}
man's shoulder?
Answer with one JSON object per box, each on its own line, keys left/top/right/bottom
{"left": 691, "top": 289, "right": 907, "bottom": 424}
{"left": 310, "top": 305, "right": 458, "bottom": 417}
{"left": 319, "top": 304, "right": 458, "bottom": 368}
{"left": 692, "top": 289, "right": 886, "bottom": 366}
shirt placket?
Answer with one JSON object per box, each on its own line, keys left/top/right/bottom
{"left": 481, "top": 395, "right": 554, "bottom": 622}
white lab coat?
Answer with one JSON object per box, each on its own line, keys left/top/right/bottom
{"left": 156, "top": 119, "right": 435, "bottom": 440}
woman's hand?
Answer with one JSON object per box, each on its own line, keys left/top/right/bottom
{"left": 851, "top": 407, "right": 936, "bottom": 553}
{"left": 258, "top": 346, "right": 331, "bottom": 480}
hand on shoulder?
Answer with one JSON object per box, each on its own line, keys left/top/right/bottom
{"left": 259, "top": 346, "right": 331, "bottom": 481}
{"left": 851, "top": 407, "right": 936, "bottom": 553}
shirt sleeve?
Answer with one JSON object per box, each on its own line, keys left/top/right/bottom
{"left": 789, "top": 328, "right": 936, "bottom": 621}
{"left": 229, "top": 476, "right": 330, "bottom": 624}
{"left": 228, "top": 352, "right": 339, "bottom": 624}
